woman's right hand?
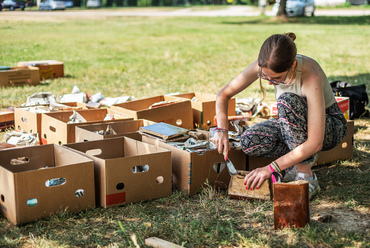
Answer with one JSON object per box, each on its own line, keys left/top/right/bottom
{"left": 213, "top": 131, "right": 229, "bottom": 161}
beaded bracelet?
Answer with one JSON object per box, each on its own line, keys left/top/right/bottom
{"left": 214, "top": 127, "right": 228, "bottom": 133}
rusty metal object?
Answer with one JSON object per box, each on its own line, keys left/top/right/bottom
{"left": 274, "top": 181, "right": 310, "bottom": 229}
{"left": 228, "top": 170, "right": 272, "bottom": 200}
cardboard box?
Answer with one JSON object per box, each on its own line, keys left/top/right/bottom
{"left": 14, "top": 102, "right": 88, "bottom": 138}
{"left": 0, "top": 144, "right": 95, "bottom": 225}
{"left": 0, "top": 66, "right": 40, "bottom": 87}
{"left": 335, "top": 96, "right": 350, "bottom": 120}
{"left": 170, "top": 92, "right": 236, "bottom": 129}
{"left": 75, "top": 119, "right": 153, "bottom": 142}
{"left": 270, "top": 102, "right": 278, "bottom": 115}
{"left": 318, "top": 120, "right": 354, "bottom": 165}
{"left": 142, "top": 134, "right": 247, "bottom": 195}
{"left": 64, "top": 137, "right": 172, "bottom": 208}
{"left": 41, "top": 108, "right": 133, "bottom": 145}
{"left": 0, "top": 109, "right": 14, "bottom": 130}
{"left": 17, "top": 60, "right": 64, "bottom": 80}
{"left": 111, "top": 95, "right": 194, "bottom": 129}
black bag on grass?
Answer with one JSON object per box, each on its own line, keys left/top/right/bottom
{"left": 331, "top": 80, "right": 369, "bottom": 120}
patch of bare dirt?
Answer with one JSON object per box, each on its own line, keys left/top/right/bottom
{"left": 311, "top": 201, "right": 370, "bottom": 233}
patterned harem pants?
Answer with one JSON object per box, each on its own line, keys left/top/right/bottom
{"left": 240, "top": 92, "right": 348, "bottom": 164}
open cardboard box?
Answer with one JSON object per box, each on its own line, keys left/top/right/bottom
{"left": 17, "top": 60, "right": 64, "bottom": 80}
{"left": 14, "top": 102, "right": 89, "bottom": 143}
{"left": 142, "top": 131, "right": 247, "bottom": 195}
{"left": 75, "top": 119, "right": 155, "bottom": 142}
{"left": 0, "top": 66, "right": 40, "bottom": 87}
{"left": 111, "top": 95, "right": 194, "bottom": 129}
{"left": 41, "top": 108, "right": 133, "bottom": 145}
{"left": 64, "top": 137, "right": 172, "bottom": 208}
{"left": 169, "top": 92, "right": 236, "bottom": 130}
{"left": 0, "top": 144, "right": 95, "bottom": 225}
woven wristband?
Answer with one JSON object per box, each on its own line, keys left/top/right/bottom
{"left": 269, "top": 164, "right": 277, "bottom": 183}
{"left": 271, "top": 161, "right": 281, "bottom": 174}
{"left": 269, "top": 164, "right": 283, "bottom": 184}
{"left": 214, "top": 127, "right": 228, "bottom": 133}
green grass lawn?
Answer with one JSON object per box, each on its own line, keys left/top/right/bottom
{"left": 0, "top": 13, "right": 369, "bottom": 247}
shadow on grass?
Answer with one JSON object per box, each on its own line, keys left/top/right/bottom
{"left": 314, "top": 161, "right": 370, "bottom": 207}
{"left": 222, "top": 15, "right": 370, "bottom": 25}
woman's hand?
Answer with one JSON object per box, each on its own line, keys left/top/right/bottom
{"left": 243, "top": 165, "right": 272, "bottom": 190}
{"left": 213, "top": 131, "right": 229, "bottom": 161}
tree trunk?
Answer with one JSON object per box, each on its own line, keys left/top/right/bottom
{"left": 277, "top": 0, "right": 287, "bottom": 16}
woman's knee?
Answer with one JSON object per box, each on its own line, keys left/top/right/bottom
{"left": 277, "top": 92, "right": 308, "bottom": 121}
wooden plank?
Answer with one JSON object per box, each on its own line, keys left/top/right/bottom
{"left": 145, "top": 237, "right": 183, "bottom": 248}
{"left": 228, "top": 170, "right": 272, "bottom": 200}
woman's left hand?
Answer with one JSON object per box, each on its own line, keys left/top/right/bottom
{"left": 243, "top": 166, "right": 271, "bottom": 190}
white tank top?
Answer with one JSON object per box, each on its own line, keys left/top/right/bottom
{"left": 274, "top": 54, "right": 336, "bottom": 109}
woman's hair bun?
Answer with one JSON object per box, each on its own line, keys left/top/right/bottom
{"left": 284, "top": 32, "right": 296, "bottom": 41}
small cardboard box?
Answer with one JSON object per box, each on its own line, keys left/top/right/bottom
{"left": 170, "top": 92, "right": 236, "bottom": 129}
{"left": 41, "top": 108, "right": 133, "bottom": 145}
{"left": 17, "top": 60, "right": 64, "bottom": 80}
{"left": 0, "top": 66, "right": 40, "bottom": 87}
{"left": 14, "top": 102, "right": 88, "bottom": 137}
{"left": 64, "top": 137, "right": 172, "bottom": 208}
{"left": 142, "top": 134, "right": 247, "bottom": 195}
{"left": 335, "top": 96, "right": 350, "bottom": 120}
{"left": 111, "top": 95, "right": 194, "bottom": 129}
{"left": 0, "top": 144, "right": 95, "bottom": 225}
{"left": 75, "top": 119, "right": 154, "bottom": 142}
{"left": 317, "top": 119, "right": 354, "bottom": 165}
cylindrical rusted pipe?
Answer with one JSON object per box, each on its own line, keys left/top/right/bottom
{"left": 273, "top": 181, "right": 310, "bottom": 229}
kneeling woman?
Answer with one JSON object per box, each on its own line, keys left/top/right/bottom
{"left": 214, "top": 33, "right": 347, "bottom": 200}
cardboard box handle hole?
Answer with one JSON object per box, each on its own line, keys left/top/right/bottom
{"left": 176, "top": 119, "right": 182, "bottom": 126}
{"left": 1, "top": 194, "right": 4, "bottom": 203}
{"left": 116, "top": 183, "right": 125, "bottom": 190}
{"left": 49, "top": 126, "right": 56, "bottom": 132}
{"left": 21, "top": 117, "right": 28, "bottom": 123}
{"left": 132, "top": 165, "right": 149, "bottom": 173}
{"left": 86, "top": 149, "right": 102, "bottom": 156}
{"left": 156, "top": 176, "right": 164, "bottom": 184}
{"left": 27, "top": 198, "right": 38, "bottom": 207}
{"left": 213, "top": 162, "right": 225, "bottom": 174}
{"left": 45, "top": 177, "right": 66, "bottom": 187}
{"left": 75, "top": 189, "right": 84, "bottom": 197}
{"left": 10, "top": 157, "right": 30, "bottom": 165}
